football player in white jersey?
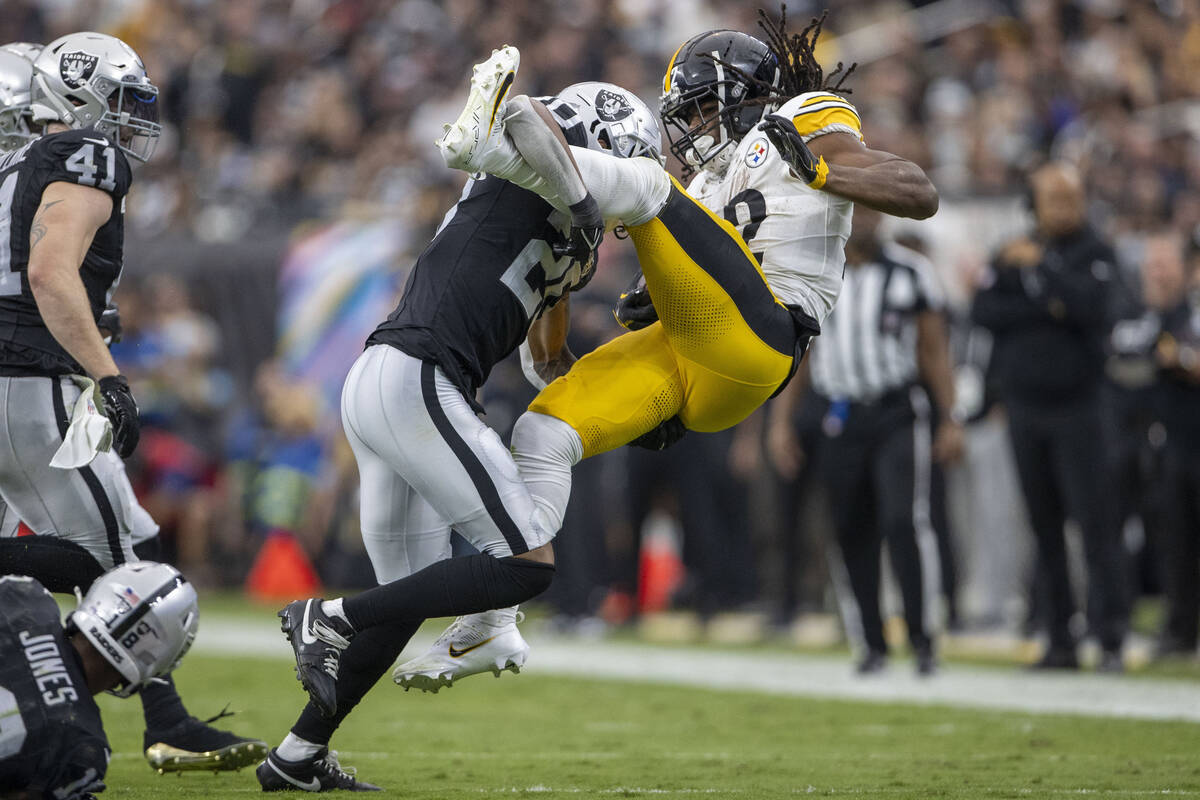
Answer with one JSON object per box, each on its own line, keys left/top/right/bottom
{"left": 390, "top": 10, "right": 937, "bottom": 688}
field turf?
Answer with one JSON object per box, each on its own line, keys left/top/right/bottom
{"left": 97, "top": 648, "right": 1200, "bottom": 799}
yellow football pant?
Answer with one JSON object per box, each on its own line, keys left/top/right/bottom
{"left": 529, "top": 181, "right": 800, "bottom": 458}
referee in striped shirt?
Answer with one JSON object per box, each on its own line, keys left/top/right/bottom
{"left": 769, "top": 208, "right": 963, "bottom": 675}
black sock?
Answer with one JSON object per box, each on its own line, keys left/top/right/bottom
{"left": 140, "top": 674, "right": 191, "bottom": 731}
{"left": 341, "top": 554, "right": 555, "bottom": 631}
{"left": 0, "top": 535, "right": 106, "bottom": 594}
{"left": 132, "top": 535, "right": 163, "bottom": 562}
{"left": 290, "top": 619, "right": 422, "bottom": 746}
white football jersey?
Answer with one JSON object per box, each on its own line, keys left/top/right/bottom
{"left": 686, "top": 91, "right": 864, "bottom": 324}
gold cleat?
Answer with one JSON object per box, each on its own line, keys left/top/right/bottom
{"left": 145, "top": 739, "right": 269, "bottom": 774}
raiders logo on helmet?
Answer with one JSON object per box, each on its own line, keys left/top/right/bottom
{"left": 60, "top": 51, "right": 98, "bottom": 89}
{"left": 594, "top": 89, "right": 634, "bottom": 122}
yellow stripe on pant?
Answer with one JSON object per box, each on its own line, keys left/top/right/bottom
{"left": 529, "top": 182, "right": 797, "bottom": 459}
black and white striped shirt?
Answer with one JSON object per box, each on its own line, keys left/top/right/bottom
{"left": 810, "top": 243, "right": 945, "bottom": 401}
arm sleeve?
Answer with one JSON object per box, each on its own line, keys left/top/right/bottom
{"left": 505, "top": 95, "right": 590, "bottom": 207}
{"left": 566, "top": 147, "right": 670, "bottom": 228}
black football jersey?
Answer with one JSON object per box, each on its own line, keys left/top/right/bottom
{"left": 0, "top": 128, "right": 133, "bottom": 376}
{"left": 368, "top": 99, "right": 591, "bottom": 408}
{"left": 0, "top": 576, "right": 109, "bottom": 800}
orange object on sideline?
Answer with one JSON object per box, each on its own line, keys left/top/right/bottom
{"left": 245, "top": 531, "right": 321, "bottom": 602}
{"left": 637, "top": 525, "right": 685, "bottom": 613}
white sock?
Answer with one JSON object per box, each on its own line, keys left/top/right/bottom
{"left": 321, "top": 598, "right": 348, "bottom": 624}
{"left": 277, "top": 732, "right": 323, "bottom": 762}
{"left": 511, "top": 411, "right": 583, "bottom": 536}
{"left": 480, "top": 606, "right": 519, "bottom": 627}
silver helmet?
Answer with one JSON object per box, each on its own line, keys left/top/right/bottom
{"left": 0, "top": 42, "right": 43, "bottom": 62}
{"left": 0, "top": 50, "right": 35, "bottom": 151}
{"left": 30, "top": 32, "right": 161, "bottom": 162}
{"left": 66, "top": 561, "right": 199, "bottom": 697}
{"left": 556, "top": 81, "right": 664, "bottom": 164}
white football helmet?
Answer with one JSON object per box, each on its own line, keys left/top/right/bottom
{"left": 66, "top": 561, "right": 199, "bottom": 697}
{"left": 0, "top": 42, "right": 43, "bottom": 62}
{"left": 556, "top": 81, "right": 664, "bottom": 164}
{"left": 30, "top": 32, "right": 161, "bottom": 162}
{"left": 0, "top": 50, "right": 35, "bottom": 151}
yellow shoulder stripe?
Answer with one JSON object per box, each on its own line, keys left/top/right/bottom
{"left": 792, "top": 107, "right": 863, "bottom": 138}
{"left": 799, "top": 92, "right": 846, "bottom": 107}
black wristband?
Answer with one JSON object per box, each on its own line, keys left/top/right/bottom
{"left": 568, "top": 194, "right": 604, "bottom": 229}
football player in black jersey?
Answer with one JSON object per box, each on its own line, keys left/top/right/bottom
{"left": 0, "top": 34, "right": 266, "bottom": 773}
{"left": 0, "top": 562, "right": 198, "bottom": 800}
{"left": 259, "top": 81, "right": 660, "bottom": 791}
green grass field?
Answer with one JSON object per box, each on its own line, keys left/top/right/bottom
{"left": 97, "top": 647, "right": 1200, "bottom": 799}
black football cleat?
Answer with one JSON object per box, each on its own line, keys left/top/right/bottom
{"left": 257, "top": 747, "right": 381, "bottom": 792}
{"left": 855, "top": 649, "right": 887, "bottom": 675}
{"left": 144, "top": 711, "right": 269, "bottom": 774}
{"left": 279, "top": 599, "right": 355, "bottom": 717}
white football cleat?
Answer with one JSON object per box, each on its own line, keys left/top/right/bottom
{"left": 437, "top": 45, "right": 520, "bottom": 172}
{"left": 393, "top": 611, "right": 529, "bottom": 693}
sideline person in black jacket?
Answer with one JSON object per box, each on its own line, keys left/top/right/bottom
{"left": 971, "top": 162, "right": 1127, "bottom": 671}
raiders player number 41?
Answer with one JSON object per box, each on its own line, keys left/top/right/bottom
{"left": 0, "top": 32, "right": 155, "bottom": 569}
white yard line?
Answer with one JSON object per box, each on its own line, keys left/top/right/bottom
{"left": 194, "top": 618, "right": 1200, "bottom": 723}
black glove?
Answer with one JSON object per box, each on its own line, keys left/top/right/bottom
{"left": 757, "top": 114, "right": 829, "bottom": 189}
{"left": 553, "top": 194, "right": 604, "bottom": 276}
{"left": 628, "top": 415, "right": 686, "bottom": 451}
{"left": 98, "top": 374, "right": 140, "bottom": 458}
{"left": 614, "top": 273, "right": 658, "bottom": 331}
{"left": 98, "top": 303, "right": 122, "bottom": 345}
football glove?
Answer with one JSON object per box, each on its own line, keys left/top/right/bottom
{"left": 98, "top": 374, "right": 140, "bottom": 458}
{"left": 98, "top": 303, "right": 122, "bottom": 345}
{"left": 553, "top": 193, "right": 604, "bottom": 273}
{"left": 614, "top": 273, "right": 658, "bottom": 331}
{"left": 758, "top": 114, "right": 829, "bottom": 189}
{"left": 629, "top": 415, "right": 686, "bottom": 451}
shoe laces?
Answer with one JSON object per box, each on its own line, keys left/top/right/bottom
{"left": 311, "top": 618, "right": 352, "bottom": 649}
{"left": 201, "top": 703, "right": 235, "bottom": 725}
{"left": 317, "top": 749, "right": 357, "bottom": 780}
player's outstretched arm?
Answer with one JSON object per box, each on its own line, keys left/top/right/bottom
{"left": 759, "top": 115, "right": 938, "bottom": 219}
{"left": 524, "top": 294, "right": 575, "bottom": 388}
{"left": 26, "top": 181, "right": 121, "bottom": 380}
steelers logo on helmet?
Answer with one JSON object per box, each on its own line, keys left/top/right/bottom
{"left": 59, "top": 51, "right": 98, "bottom": 89}
{"left": 594, "top": 89, "right": 634, "bottom": 123}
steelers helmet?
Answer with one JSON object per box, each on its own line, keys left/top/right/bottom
{"left": 30, "top": 32, "right": 161, "bottom": 162}
{"left": 660, "top": 30, "right": 780, "bottom": 174}
{"left": 66, "top": 561, "right": 199, "bottom": 697}
{"left": 556, "top": 81, "right": 664, "bottom": 164}
{"left": 0, "top": 50, "right": 35, "bottom": 151}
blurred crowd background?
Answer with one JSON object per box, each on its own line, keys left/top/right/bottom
{"left": 5, "top": 0, "right": 1198, "bottom": 666}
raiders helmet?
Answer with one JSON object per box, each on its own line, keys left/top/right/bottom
{"left": 65, "top": 561, "right": 199, "bottom": 697}
{"left": 0, "top": 42, "right": 43, "bottom": 62}
{"left": 30, "top": 32, "right": 161, "bottom": 162}
{"left": 556, "top": 81, "right": 664, "bottom": 164}
{"left": 660, "top": 30, "right": 780, "bottom": 175}
{"left": 0, "top": 50, "right": 35, "bottom": 151}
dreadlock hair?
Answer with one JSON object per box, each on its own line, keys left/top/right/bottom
{"left": 703, "top": 5, "right": 857, "bottom": 111}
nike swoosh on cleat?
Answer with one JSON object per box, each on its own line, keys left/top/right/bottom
{"left": 300, "top": 601, "right": 319, "bottom": 645}
{"left": 269, "top": 759, "right": 321, "bottom": 791}
{"left": 488, "top": 72, "right": 514, "bottom": 132}
{"left": 448, "top": 636, "right": 496, "bottom": 658}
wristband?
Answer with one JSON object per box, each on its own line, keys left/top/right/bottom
{"left": 808, "top": 156, "right": 829, "bottom": 190}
